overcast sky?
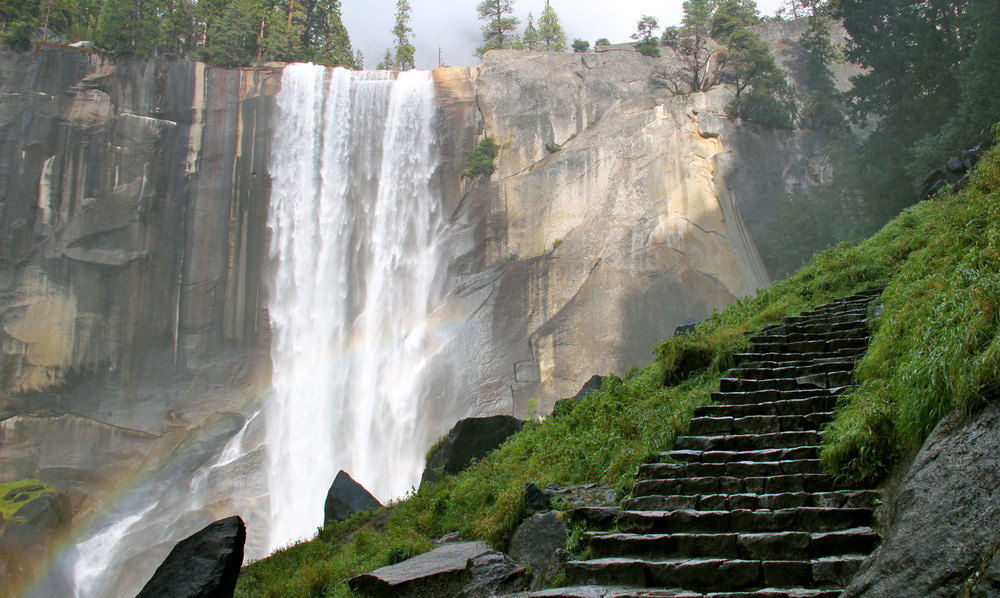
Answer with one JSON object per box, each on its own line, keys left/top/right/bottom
{"left": 343, "top": 0, "right": 787, "bottom": 69}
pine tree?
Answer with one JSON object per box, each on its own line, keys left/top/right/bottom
{"left": 798, "top": 13, "right": 847, "bottom": 132}
{"left": 522, "top": 12, "right": 538, "bottom": 50}
{"left": 632, "top": 15, "right": 660, "bottom": 57}
{"left": 93, "top": 0, "right": 162, "bottom": 56}
{"left": 537, "top": 0, "right": 565, "bottom": 52}
{"left": 376, "top": 48, "right": 393, "bottom": 69}
{"left": 392, "top": 0, "right": 415, "bottom": 69}
{"left": 476, "top": 0, "right": 518, "bottom": 55}
{"left": 354, "top": 48, "right": 364, "bottom": 69}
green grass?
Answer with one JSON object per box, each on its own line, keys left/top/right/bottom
{"left": 237, "top": 135, "right": 1000, "bottom": 597}
{"left": 0, "top": 479, "right": 50, "bottom": 518}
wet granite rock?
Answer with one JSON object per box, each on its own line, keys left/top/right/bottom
{"left": 422, "top": 416, "right": 525, "bottom": 484}
{"left": 324, "top": 470, "right": 382, "bottom": 523}
{"left": 135, "top": 516, "right": 246, "bottom": 598}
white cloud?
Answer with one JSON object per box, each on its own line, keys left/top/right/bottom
{"left": 343, "top": 0, "right": 786, "bottom": 70}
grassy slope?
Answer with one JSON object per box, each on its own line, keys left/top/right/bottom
{"left": 236, "top": 138, "right": 1000, "bottom": 598}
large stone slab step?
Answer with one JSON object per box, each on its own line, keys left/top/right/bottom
{"left": 709, "top": 390, "right": 837, "bottom": 407}
{"left": 639, "top": 460, "right": 823, "bottom": 481}
{"left": 695, "top": 397, "right": 836, "bottom": 418}
{"left": 654, "top": 446, "right": 821, "bottom": 464}
{"left": 621, "top": 490, "right": 880, "bottom": 512}
{"left": 725, "top": 361, "right": 855, "bottom": 380}
{"left": 584, "top": 527, "right": 878, "bottom": 560}
{"left": 733, "top": 351, "right": 861, "bottom": 366}
{"left": 616, "top": 508, "right": 873, "bottom": 534}
{"left": 687, "top": 413, "right": 833, "bottom": 436}
{"left": 748, "top": 329, "right": 869, "bottom": 345}
{"left": 674, "top": 431, "right": 822, "bottom": 452}
{"left": 564, "top": 555, "right": 867, "bottom": 591}
{"left": 631, "top": 474, "right": 849, "bottom": 497}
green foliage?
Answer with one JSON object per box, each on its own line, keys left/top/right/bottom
{"left": 537, "top": 0, "right": 565, "bottom": 52}
{"left": 798, "top": 13, "right": 847, "bottom": 133}
{"left": 835, "top": 0, "right": 996, "bottom": 225}
{"left": 93, "top": 0, "right": 162, "bottom": 57}
{"left": 571, "top": 38, "right": 589, "bottom": 53}
{"left": 631, "top": 15, "right": 658, "bottom": 45}
{"left": 635, "top": 42, "right": 660, "bottom": 58}
{"left": 824, "top": 140, "right": 1000, "bottom": 482}
{"left": 595, "top": 37, "right": 610, "bottom": 47}
{"left": 522, "top": 12, "right": 538, "bottom": 50}
{"left": 392, "top": 0, "right": 414, "bottom": 70}
{"left": 0, "top": 479, "right": 50, "bottom": 518}
{"left": 463, "top": 137, "right": 499, "bottom": 178}
{"left": 715, "top": 12, "right": 795, "bottom": 127}
{"left": 476, "top": 0, "right": 518, "bottom": 55}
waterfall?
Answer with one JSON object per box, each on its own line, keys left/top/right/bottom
{"left": 266, "top": 64, "right": 460, "bottom": 550}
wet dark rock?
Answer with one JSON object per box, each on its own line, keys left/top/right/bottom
{"left": 509, "top": 512, "right": 570, "bottom": 590}
{"left": 324, "top": 470, "right": 382, "bottom": 523}
{"left": 844, "top": 402, "right": 1000, "bottom": 598}
{"left": 946, "top": 156, "right": 967, "bottom": 174}
{"left": 11, "top": 493, "right": 71, "bottom": 531}
{"left": 524, "top": 482, "right": 551, "bottom": 512}
{"left": 572, "top": 375, "right": 605, "bottom": 399}
{"left": 348, "top": 540, "right": 525, "bottom": 598}
{"left": 3, "top": 484, "right": 44, "bottom": 501}
{"left": 919, "top": 170, "right": 950, "bottom": 200}
{"left": 135, "top": 516, "right": 246, "bottom": 598}
{"left": 674, "top": 318, "right": 704, "bottom": 336}
{"left": 422, "top": 416, "right": 525, "bottom": 484}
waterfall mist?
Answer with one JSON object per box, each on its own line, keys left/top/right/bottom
{"left": 266, "top": 64, "right": 465, "bottom": 550}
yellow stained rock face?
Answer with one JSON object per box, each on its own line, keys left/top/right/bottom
{"left": 3, "top": 276, "right": 77, "bottom": 391}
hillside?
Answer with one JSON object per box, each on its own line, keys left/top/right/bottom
{"left": 234, "top": 130, "right": 1000, "bottom": 596}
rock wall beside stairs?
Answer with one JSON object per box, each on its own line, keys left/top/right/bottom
{"left": 845, "top": 401, "right": 1000, "bottom": 598}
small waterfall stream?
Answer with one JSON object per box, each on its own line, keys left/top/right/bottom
{"left": 266, "top": 64, "right": 462, "bottom": 550}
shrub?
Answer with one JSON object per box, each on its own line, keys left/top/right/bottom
{"left": 635, "top": 42, "right": 660, "bottom": 57}
{"left": 463, "top": 137, "right": 499, "bottom": 178}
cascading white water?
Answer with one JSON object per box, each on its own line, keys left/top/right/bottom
{"left": 266, "top": 64, "right": 459, "bottom": 550}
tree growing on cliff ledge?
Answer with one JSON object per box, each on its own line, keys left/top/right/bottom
{"left": 476, "top": 0, "right": 518, "bottom": 56}
{"left": 522, "top": 13, "right": 539, "bottom": 50}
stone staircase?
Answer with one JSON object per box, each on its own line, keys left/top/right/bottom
{"left": 531, "top": 289, "right": 884, "bottom": 598}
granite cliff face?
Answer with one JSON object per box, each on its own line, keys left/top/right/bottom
{"left": 445, "top": 21, "right": 858, "bottom": 415}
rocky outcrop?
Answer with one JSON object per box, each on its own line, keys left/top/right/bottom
{"left": 422, "top": 416, "right": 525, "bottom": 484}
{"left": 348, "top": 540, "right": 525, "bottom": 598}
{"left": 844, "top": 402, "right": 1000, "bottom": 598}
{"left": 324, "top": 470, "right": 381, "bottom": 524}
{"left": 135, "top": 515, "right": 246, "bottom": 598}
{"left": 446, "top": 19, "right": 861, "bottom": 417}
{"left": 509, "top": 512, "right": 570, "bottom": 590}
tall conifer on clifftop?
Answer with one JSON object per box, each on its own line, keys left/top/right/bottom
{"left": 537, "top": 0, "right": 566, "bottom": 51}
{"left": 476, "top": 0, "right": 518, "bottom": 55}
{"left": 392, "top": 0, "right": 415, "bottom": 69}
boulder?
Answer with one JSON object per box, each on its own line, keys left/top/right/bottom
{"left": 946, "top": 156, "right": 967, "bottom": 174}
{"left": 674, "top": 318, "right": 704, "bottom": 336}
{"left": 135, "top": 516, "right": 246, "bottom": 598}
{"left": 422, "top": 416, "right": 524, "bottom": 484}
{"left": 324, "top": 470, "right": 382, "bottom": 523}
{"left": 524, "top": 482, "right": 551, "bottom": 512}
{"left": 843, "top": 402, "right": 1000, "bottom": 597}
{"left": 509, "top": 512, "right": 570, "bottom": 590}
{"left": 919, "top": 170, "right": 950, "bottom": 200}
{"left": 551, "top": 376, "right": 605, "bottom": 416}
{"left": 348, "top": 540, "right": 525, "bottom": 598}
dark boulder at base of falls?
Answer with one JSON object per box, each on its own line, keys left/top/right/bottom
{"left": 0, "top": 487, "right": 73, "bottom": 598}
{"left": 324, "top": 470, "right": 382, "bottom": 523}
{"left": 135, "top": 516, "right": 245, "bottom": 598}
{"left": 843, "top": 401, "right": 1000, "bottom": 597}
{"left": 421, "top": 416, "right": 525, "bottom": 484}
{"left": 347, "top": 540, "right": 525, "bottom": 597}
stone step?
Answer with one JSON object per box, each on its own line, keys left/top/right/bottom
{"left": 566, "top": 506, "right": 621, "bottom": 529}
{"left": 687, "top": 413, "right": 833, "bottom": 436}
{"left": 674, "top": 431, "right": 822, "bottom": 452}
{"left": 564, "top": 555, "right": 867, "bottom": 592}
{"left": 584, "top": 527, "right": 878, "bottom": 560}
{"left": 631, "top": 474, "right": 848, "bottom": 497}
{"left": 780, "top": 312, "right": 867, "bottom": 327}
{"left": 695, "top": 396, "right": 837, "bottom": 418}
{"left": 616, "top": 508, "right": 873, "bottom": 534}
{"left": 760, "top": 319, "right": 871, "bottom": 336}
{"left": 748, "top": 329, "right": 869, "bottom": 345}
{"left": 725, "top": 362, "right": 855, "bottom": 380}
{"left": 734, "top": 351, "right": 862, "bottom": 366}
{"left": 621, "top": 490, "right": 880, "bottom": 512}
{"left": 522, "top": 587, "right": 841, "bottom": 598}
{"left": 709, "top": 390, "right": 837, "bottom": 407}
{"left": 719, "top": 378, "right": 810, "bottom": 392}
{"left": 659, "top": 446, "right": 821, "bottom": 464}
{"left": 639, "top": 460, "right": 823, "bottom": 481}
{"left": 749, "top": 338, "right": 870, "bottom": 355}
